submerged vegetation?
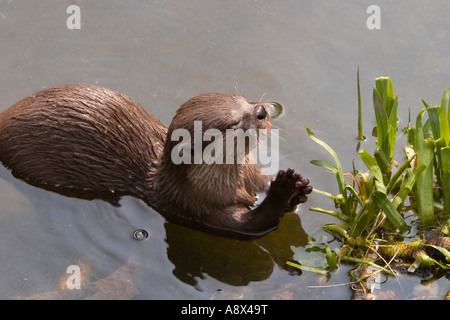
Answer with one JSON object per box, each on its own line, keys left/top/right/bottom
{"left": 289, "top": 69, "right": 450, "bottom": 299}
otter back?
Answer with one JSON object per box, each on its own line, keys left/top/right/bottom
{"left": 0, "top": 84, "right": 167, "bottom": 200}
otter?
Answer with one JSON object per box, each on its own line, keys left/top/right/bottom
{"left": 0, "top": 84, "right": 312, "bottom": 239}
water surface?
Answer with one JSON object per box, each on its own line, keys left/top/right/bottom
{"left": 1, "top": 0, "right": 450, "bottom": 299}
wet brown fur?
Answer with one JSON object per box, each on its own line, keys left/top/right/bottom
{"left": 0, "top": 84, "right": 310, "bottom": 238}
{"left": 0, "top": 84, "right": 166, "bottom": 200}
{"left": 149, "top": 93, "right": 270, "bottom": 235}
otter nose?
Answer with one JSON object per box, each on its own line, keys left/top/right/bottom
{"left": 255, "top": 105, "right": 267, "bottom": 120}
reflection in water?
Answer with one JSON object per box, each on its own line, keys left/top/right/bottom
{"left": 24, "top": 260, "right": 139, "bottom": 300}
{"left": 1, "top": 163, "right": 309, "bottom": 299}
{"left": 165, "top": 211, "right": 308, "bottom": 287}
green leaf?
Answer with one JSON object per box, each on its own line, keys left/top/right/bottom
{"left": 414, "top": 109, "right": 436, "bottom": 226}
{"left": 416, "top": 144, "right": 435, "bottom": 224}
{"left": 372, "top": 191, "right": 409, "bottom": 233}
{"left": 373, "top": 87, "right": 389, "bottom": 153}
{"left": 305, "top": 127, "right": 349, "bottom": 216}
{"left": 438, "top": 89, "right": 450, "bottom": 146}
{"left": 441, "top": 146, "right": 450, "bottom": 218}
{"left": 358, "top": 149, "right": 386, "bottom": 193}
{"left": 392, "top": 163, "right": 426, "bottom": 210}
{"left": 386, "top": 154, "right": 417, "bottom": 194}
{"left": 310, "top": 160, "right": 338, "bottom": 174}
{"left": 309, "top": 206, "right": 349, "bottom": 222}
{"left": 374, "top": 147, "right": 390, "bottom": 175}
{"left": 387, "top": 96, "right": 399, "bottom": 159}
{"left": 285, "top": 261, "right": 329, "bottom": 275}
{"left": 350, "top": 195, "right": 376, "bottom": 238}
{"left": 325, "top": 243, "right": 337, "bottom": 271}
{"left": 346, "top": 184, "right": 364, "bottom": 207}
{"left": 357, "top": 66, "right": 364, "bottom": 140}
{"left": 375, "top": 76, "right": 395, "bottom": 116}
{"left": 425, "top": 106, "right": 440, "bottom": 140}
{"left": 373, "top": 77, "right": 398, "bottom": 159}
{"left": 426, "top": 244, "right": 450, "bottom": 262}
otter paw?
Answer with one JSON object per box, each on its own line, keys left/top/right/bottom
{"left": 268, "top": 168, "right": 304, "bottom": 200}
{"left": 289, "top": 178, "right": 313, "bottom": 206}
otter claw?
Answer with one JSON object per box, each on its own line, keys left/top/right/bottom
{"left": 295, "top": 178, "right": 309, "bottom": 189}
{"left": 289, "top": 179, "right": 313, "bottom": 207}
{"left": 269, "top": 168, "right": 312, "bottom": 204}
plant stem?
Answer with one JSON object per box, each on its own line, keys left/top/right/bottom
{"left": 357, "top": 66, "right": 364, "bottom": 141}
{"left": 309, "top": 207, "right": 349, "bottom": 222}
{"left": 286, "top": 261, "right": 329, "bottom": 275}
{"left": 340, "top": 256, "right": 396, "bottom": 276}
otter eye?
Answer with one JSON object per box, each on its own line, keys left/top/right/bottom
{"left": 226, "top": 119, "right": 241, "bottom": 129}
{"left": 255, "top": 104, "right": 267, "bottom": 120}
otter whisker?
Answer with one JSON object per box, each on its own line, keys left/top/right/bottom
{"left": 267, "top": 123, "right": 287, "bottom": 143}
{"left": 259, "top": 93, "right": 269, "bottom": 104}
{"left": 233, "top": 77, "right": 244, "bottom": 96}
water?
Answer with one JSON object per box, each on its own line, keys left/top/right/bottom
{"left": 1, "top": 0, "right": 450, "bottom": 299}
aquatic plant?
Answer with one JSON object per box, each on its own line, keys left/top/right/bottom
{"left": 306, "top": 76, "right": 413, "bottom": 239}
{"left": 290, "top": 70, "right": 450, "bottom": 290}
{"left": 408, "top": 89, "right": 450, "bottom": 225}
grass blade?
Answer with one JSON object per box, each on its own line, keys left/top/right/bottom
{"left": 375, "top": 77, "right": 395, "bottom": 115}
{"left": 286, "top": 261, "right": 329, "bottom": 275}
{"left": 425, "top": 105, "right": 440, "bottom": 140}
{"left": 310, "top": 160, "right": 338, "bottom": 174}
{"left": 373, "top": 86, "right": 389, "bottom": 156}
{"left": 438, "top": 89, "right": 450, "bottom": 146}
{"left": 414, "top": 109, "right": 436, "bottom": 226}
{"left": 392, "top": 163, "right": 426, "bottom": 210}
{"left": 325, "top": 243, "right": 337, "bottom": 271}
{"left": 357, "top": 66, "right": 364, "bottom": 140}
{"left": 373, "top": 77, "right": 398, "bottom": 159}
{"left": 350, "top": 195, "right": 376, "bottom": 237}
{"left": 358, "top": 149, "right": 386, "bottom": 193}
{"left": 387, "top": 96, "right": 399, "bottom": 159}
{"left": 374, "top": 147, "right": 390, "bottom": 176}
{"left": 441, "top": 146, "right": 450, "bottom": 218}
{"left": 305, "top": 126, "right": 349, "bottom": 212}
{"left": 425, "top": 244, "right": 450, "bottom": 262}
{"left": 372, "top": 191, "right": 409, "bottom": 233}
{"left": 386, "top": 154, "right": 417, "bottom": 194}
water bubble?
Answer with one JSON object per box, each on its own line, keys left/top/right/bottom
{"left": 268, "top": 101, "right": 283, "bottom": 119}
{"left": 133, "top": 229, "right": 149, "bottom": 241}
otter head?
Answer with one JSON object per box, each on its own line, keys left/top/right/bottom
{"left": 164, "top": 93, "right": 270, "bottom": 166}
{"left": 157, "top": 93, "right": 271, "bottom": 215}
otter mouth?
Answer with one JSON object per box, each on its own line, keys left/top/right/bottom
{"left": 263, "top": 101, "right": 283, "bottom": 133}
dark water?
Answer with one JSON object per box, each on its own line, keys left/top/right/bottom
{"left": 0, "top": 0, "right": 449, "bottom": 299}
